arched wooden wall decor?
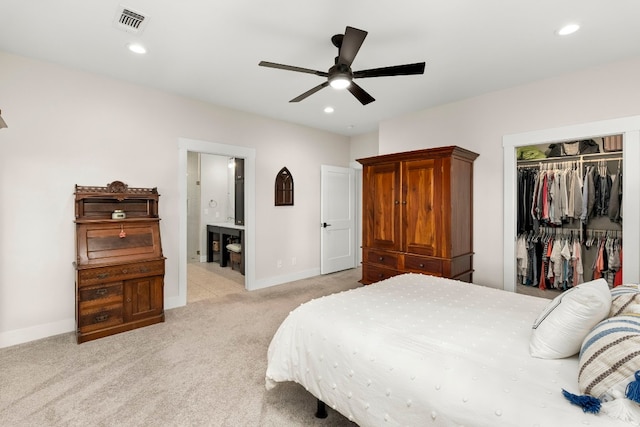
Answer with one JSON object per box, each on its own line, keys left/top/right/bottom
{"left": 275, "top": 167, "right": 294, "bottom": 206}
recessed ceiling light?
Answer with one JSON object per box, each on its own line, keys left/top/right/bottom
{"left": 324, "top": 106, "right": 334, "bottom": 114}
{"left": 557, "top": 24, "right": 580, "bottom": 36}
{"left": 127, "top": 43, "right": 147, "bottom": 54}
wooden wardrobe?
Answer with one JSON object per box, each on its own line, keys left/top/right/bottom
{"left": 357, "top": 146, "right": 478, "bottom": 284}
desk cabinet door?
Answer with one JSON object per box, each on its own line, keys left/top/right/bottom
{"left": 124, "top": 276, "right": 164, "bottom": 322}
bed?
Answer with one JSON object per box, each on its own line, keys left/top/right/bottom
{"left": 265, "top": 273, "right": 637, "bottom": 426}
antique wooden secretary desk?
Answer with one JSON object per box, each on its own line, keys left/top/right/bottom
{"left": 74, "top": 181, "right": 165, "bottom": 343}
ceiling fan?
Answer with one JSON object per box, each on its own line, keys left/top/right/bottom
{"left": 259, "top": 26, "right": 426, "bottom": 105}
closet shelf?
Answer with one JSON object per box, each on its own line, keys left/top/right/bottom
{"left": 517, "top": 151, "right": 622, "bottom": 166}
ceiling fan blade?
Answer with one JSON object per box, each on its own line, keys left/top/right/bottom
{"left": 347, "top": 82, "right": 375, "bottom": 105}
{"left": 290, "top": 81, "right": 330, "bottom": 102}
{"left": 259, "top": 61, "right": 328, "bottom": 77}
{"left": 338, "top": 26, "right": 367, "bottom": 67}
{"left": 353, "top": 62, "right": 426, "bottom": 79}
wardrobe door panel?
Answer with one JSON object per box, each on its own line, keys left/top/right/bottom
{"left": 403, "top": 158, "right": 440, "bottom": 256}
{"left": 363, "top": 162, "right": 402, "bottom": 251}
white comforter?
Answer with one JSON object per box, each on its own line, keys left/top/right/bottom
{"left": 266, "top": 273, "right": 628, "bottom": 427}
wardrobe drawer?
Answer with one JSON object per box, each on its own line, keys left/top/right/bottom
{"left": 404, "top": 255, "right": 443, "bottom": 276}
{"left": 362, "top": 263, "right": 401, "bottom": 285}
{"left": 364, "top": 249, "right": 399, "bottom": 269}
{"left": 77, "top": 260, "right": 164, "bottom": 287}
{"left": 78, "top": 304, "right": 123, "bottom": 333}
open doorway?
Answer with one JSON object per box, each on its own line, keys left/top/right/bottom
{"left": 177, "top": 138, "right": 256, "bottom": 308}
{"left": 187, "top": 152, "right": 246, "bottom": 302}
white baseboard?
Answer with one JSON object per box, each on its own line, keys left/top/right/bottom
{"left": 0, "top": 318, "right": 75, "bottom": 349}
{"left": 250, "top": 268, "right": 321, "bottom": 291}
{"left": 165, "top": 294, "right": 185, "bottom": 310}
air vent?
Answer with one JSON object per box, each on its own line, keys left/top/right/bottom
{"left": 113, "top": 6, "right": 149, "bottom": 34}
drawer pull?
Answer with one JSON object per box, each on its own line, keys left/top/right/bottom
{"left": 95, "top": 288, "right": 108, "bottom": 296}
{"left": 94, "top": 314, "right": 109, "bottom": 323}
{"left": 419, "top": 263, "right": 425, "bottom": 268}
{"left": 378, "top": 256, "right": 384, "bottom": 262}
{"left": 378, "top": 273, "right": 384, "bottom": 278}
{"left": 121, "top": 269, "right": 128, "bottom": 274}
{"left": 97, "top": 273, "right": 109, "bottom": 279}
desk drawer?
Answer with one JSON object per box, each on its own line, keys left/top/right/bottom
{"left": 78, "top": 282, "right": 123, "bottom": 306}
{"left": 78, "top": 260, "right": 164, "bottom": 287}
{"left": 364, "top": 249, "right": 399, "bottom": 269}
{"left": 78, "top": 304, "right": 123, "bottom": 333}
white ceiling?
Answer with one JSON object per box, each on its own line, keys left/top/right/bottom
{"left": 1, "top": 1, "right": 639, "bottom": 136}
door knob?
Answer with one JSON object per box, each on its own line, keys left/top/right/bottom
{"left": 321, "top": 222, "right": 332, "bottom": 228}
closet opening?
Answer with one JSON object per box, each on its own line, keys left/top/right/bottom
{"left": 515, "top": 138, "right": 622, "bottom": 298}
{"left": 502, "top": 116, "right": 640, "bottom": 295}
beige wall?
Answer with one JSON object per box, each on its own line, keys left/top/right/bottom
{"left": 0, "top": 51, "right": 350, "bottom": 347}
{"left": 349, "top": 131, "right": 379, "bottom": 162}
{"left": 378, "top": 57, "right": 640, "bottom": 289}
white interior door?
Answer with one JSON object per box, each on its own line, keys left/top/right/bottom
{"left": 321, "top": 165, "right": 356, "bottom": 274}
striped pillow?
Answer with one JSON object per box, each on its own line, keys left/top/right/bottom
{"left": 578, "top": 314, "right": 640, "bottom": 401}
{"left": 610, "top": 284, "right": 640, "bottom": 317}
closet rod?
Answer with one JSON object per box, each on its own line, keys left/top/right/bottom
{"left": 583, "top": 156, "right": 623, "bottom": 163}
{"left": 535, "top": 228, "right": 622, "bottom": 234}
{"left": 525, "top": 229, "right": 622, "bottom": 243}
{"left": 583, "top": 229, "right": 622, "bottom": 234}
{"left": 517, "top": 152, "right": 622, "bottom": 165}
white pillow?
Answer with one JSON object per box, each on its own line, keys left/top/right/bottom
{"left": 530, "top": 278, "right": 611, "bottom": 359}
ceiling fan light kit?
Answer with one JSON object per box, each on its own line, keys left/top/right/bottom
{"left": 259, "top": 26, "right": 425, "bottom": 105}
{"left": 329, "top": 75, "right": 351, "bottom": 90}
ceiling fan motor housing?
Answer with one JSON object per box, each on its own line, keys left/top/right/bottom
{"left": 328, "top": 63, "right": 353, "bottom": 88}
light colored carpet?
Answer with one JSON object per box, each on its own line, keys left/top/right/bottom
{"left": 0, "top": 267, "right": 362, "bottom": 427}
{"left": 187, "top": 261, "right": 246, "bottom": 303}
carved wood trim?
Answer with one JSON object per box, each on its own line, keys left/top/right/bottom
{"left": 75, "top": 181, "right": 158, "bottom": 196}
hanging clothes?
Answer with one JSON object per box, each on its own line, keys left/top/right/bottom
{"left": 517, "top": 153, "right": 623, "bottom": 293}
{"left": 581, "top": 166, "right": 595, "bottom": 224}
{"left": 516, "top": 234, "right": 529, "bottom": 284}
{"left": 609, "top": 167, "right": 622, "bottom": 222}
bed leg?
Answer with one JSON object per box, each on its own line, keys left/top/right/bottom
{"left": 315, "top": 399, "right": 328, "bottom": 418}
